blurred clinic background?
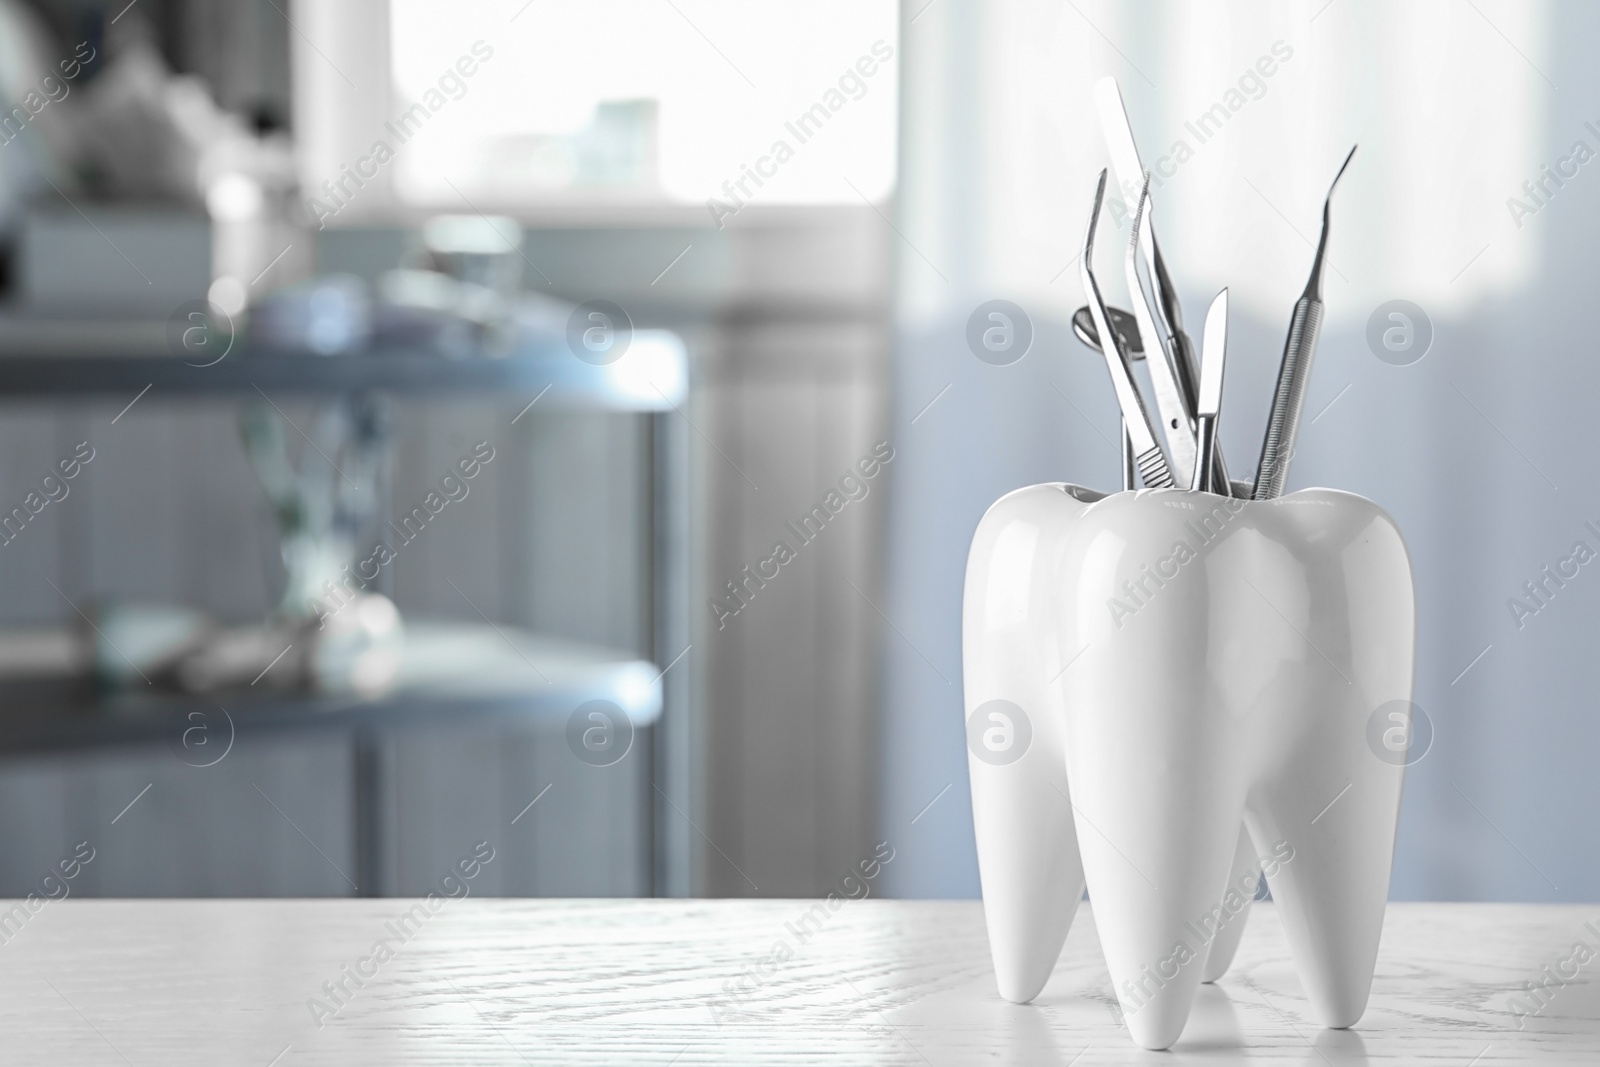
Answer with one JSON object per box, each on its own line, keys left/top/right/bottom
{"left": 0, "top": 0, "right": 1589, "bottom": 904}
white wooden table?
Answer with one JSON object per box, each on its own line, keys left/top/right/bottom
{"left": 1, "top": 899, "right": 1593, "bottom": 1064}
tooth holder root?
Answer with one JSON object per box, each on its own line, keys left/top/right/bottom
{"left": 962, "top": 484, "right": 1414, "bottom": 1050}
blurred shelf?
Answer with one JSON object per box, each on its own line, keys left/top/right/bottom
{"left": 0, "top": 622, "right": 662, "bottom": 758}
{"left": 0, "top": 318, "right": 688, "bottom": 409}
{"left": 0, "top": 309, "right": 694, "bottom": 894}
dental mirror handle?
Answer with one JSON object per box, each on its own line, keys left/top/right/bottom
{"left": 1252, "top": 296, "right": 1322, "bottom": 499}
{"left": 1252, "top": 145, "right": 1356, "bottom": 501}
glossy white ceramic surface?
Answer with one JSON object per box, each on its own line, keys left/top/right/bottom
{"left": 961, "top": 482, "right": 1095, "bottom": 1003}
{"left": 1056, "top": 487, "right": 1413, "bottom": 1049}
{"left": 1200, "top": 825, "right": 1258, "bottom": 984}
{"left": 963, "top": 484, "right": 1413, "bottom": 1049}
{"left": 962, "top": 483, "right": 1272, "bottom": 1009}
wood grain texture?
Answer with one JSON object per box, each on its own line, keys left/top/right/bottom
{"left": 0, "top": 900, "right": 1590, "bottom": 1064}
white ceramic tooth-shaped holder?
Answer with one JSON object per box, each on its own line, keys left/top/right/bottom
{"left": 962, "top": 483, "right": 1413, "bottom": 1050}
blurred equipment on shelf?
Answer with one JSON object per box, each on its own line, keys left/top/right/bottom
{"left": 246, "top": 274, "right": 374, "bottom": 354}
{"left": 75, "top": 14, "right": 242, "bottom": 205}
{"left": 238, "top": 393, "right": 387, "bottom": 620}
{"left": 81, "top": 594, "right": 403, "bottom": 698}
{"left": 202, "top": 116, "right": 312, "bottom": 316}
{"left": 374, "top": 215, "right": 525, "bottom": 356}
{"left": 420, "top": 214, "right": 523, "bottom": 296}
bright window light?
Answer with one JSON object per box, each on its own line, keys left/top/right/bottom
{"left": 605, "top": 332, "right": 689, "bottom": 408}
{"left": 388, "top": 0, "right": 899, "bottom": 210}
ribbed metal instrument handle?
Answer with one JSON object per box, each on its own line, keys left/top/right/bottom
{"left": 1253, "top": 298, "right": 1323, "bottom": 500}
{"left": 1135, "top": 445, "right": 1174, "bottom": 489}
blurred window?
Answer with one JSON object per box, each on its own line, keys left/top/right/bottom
{"left": 388, "top": 0, "right": 899, "bottom": 210}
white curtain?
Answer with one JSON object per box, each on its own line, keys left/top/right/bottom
{"left": 880, "top": 0, "right": 1586, "bottom": 902}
